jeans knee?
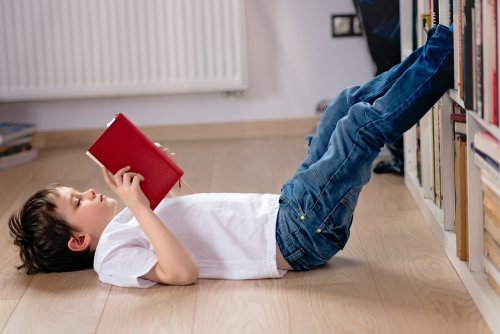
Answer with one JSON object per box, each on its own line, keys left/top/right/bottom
{"left": 340, "top": 85, "right": 361, "bottom": 105}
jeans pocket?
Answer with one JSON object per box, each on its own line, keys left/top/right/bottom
{"left": 290, "top": 231, "right": 330, "bottom": 270}
{"left": 315, "top": 187, "right": 360, "bottom": 252}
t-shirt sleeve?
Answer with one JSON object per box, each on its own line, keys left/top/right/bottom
{"left": 96, "top": 246, "right": 158, "bottom": 288}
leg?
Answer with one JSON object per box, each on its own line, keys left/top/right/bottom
{"left": 296, "top": 26, "right": 437, "bottom": 173}
{"left": 277, "top": 25, "right": 453, "bottom": 270}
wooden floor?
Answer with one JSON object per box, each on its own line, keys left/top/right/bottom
{"left": 0, "top": 135, "right": 491, "bottom": 334}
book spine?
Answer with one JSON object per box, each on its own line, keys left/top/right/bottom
{"left": 484, "top": 232, "right": 500, "bottom": 273}
{"left": 474, "top": 131, "right": 500, "bottom": 162}
{"left": 85, "top": 151, "right": 105, "bottom": 168}
{"left": 463, "top": 2, "right": 475, "bottom": 109}
{"left": 455, "top": 135, "right": 468, "bottom": 260}
{"left": 483, "top": 0, "right": 498, "bottom": 125}
{"left": 0, "top": 149, "right": 38, "bottom": 169}
{"left": 432, "top": 101, "right": 443, "bottom": 207}
{"left": 474, "top": 151, "right": 500, "bottom": 182}
{"left": 476, "top": 0, "right": 484, "bottom": 117}
{"left": 484, "top": 257, "right": 500, "bottom": 296}
{"left": 0, "top": 143, "right": 32, "bottom": 158}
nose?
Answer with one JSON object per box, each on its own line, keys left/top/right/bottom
{"left": 85, "top": 189, "right": 96, "bottom": 199}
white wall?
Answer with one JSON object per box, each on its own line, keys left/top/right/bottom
{"left": 0, "top": 0, "right": 373, "bottom": 131}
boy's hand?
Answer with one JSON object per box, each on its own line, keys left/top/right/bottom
{"left": 102, "top": 166, "right": 150, "bottom": 210}
{"left": 154, "top": 142, "right": 195, "bottom": 197}
{"left": 154, "top": 142, "right": 177, "bottom": 162}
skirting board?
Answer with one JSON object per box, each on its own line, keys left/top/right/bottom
{"left": 32, "top": 116, "right": 321, "bottom": 149}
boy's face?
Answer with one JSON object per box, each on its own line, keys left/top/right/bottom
{"left": 51, "top": 186, "right": 118, "bottom": 250}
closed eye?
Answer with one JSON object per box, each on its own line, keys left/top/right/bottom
{"left": 76, "top": 197, "right": 82, "bottom": 207}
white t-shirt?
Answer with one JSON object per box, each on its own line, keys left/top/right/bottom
{"left": 94, "top": 193, "right": 287, "bottom": 288}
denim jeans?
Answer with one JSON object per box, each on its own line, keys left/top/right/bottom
{"left": 276, "top": 25, "right": 454, "bottom": 271}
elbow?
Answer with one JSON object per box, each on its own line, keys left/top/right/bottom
{"left": 159, "top": 263, "right": 198, "bottom": 286}
{"left": 185, "top": 268, "right": 199, "bottom": 285}
{"left": 175, "top": 264, "right": 199, "bottom": 285}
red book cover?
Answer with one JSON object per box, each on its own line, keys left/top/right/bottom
{"left": 87, "top": 113, "right": 184, "bottom": 209}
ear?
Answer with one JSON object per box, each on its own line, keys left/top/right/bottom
{"left": 67, "top": 234, "right": 92, "bottom": 252}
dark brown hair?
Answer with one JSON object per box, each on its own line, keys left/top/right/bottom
{"left": 8, "top": 184, "right": 94, "bottom": 274}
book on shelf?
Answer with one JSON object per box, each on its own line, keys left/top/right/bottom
{"left": 481, "top": 168, "right": 500, "bottom": 196}
{"left": 413, "top": 2, "right": 439, "bottom": 195}
{"left": 484, "top": 199, "right": 500, "bottom": 248}
{"left": 482, "top": 0, "right": 498, "bottom": 126}
{"left": 0, "top": 122, "right": 35, "bottom": 144}
{"left": 432, "top": 0, "right": 440, "bottom": 25}
{"left": 416, "top": 121, "right": 423, "bottom": 186}
{"left": 414, "top": 97, "right": 447, "bottom": 203}
{"left": 481, "top": 182, "right": 500, "bottom": 243}
{"left": 476, "top": 168, "right": 500, "bottom": 297}
{"left": 0, "top": 149, "right": 38, "bottom": 170}
{"left": 87, "top": 113, "right": 184, "bottom": 210}
{"left": 417, "top": 0, "right": 433, "bottom": 47}
{"left": 474, "top": 130, "right": 500, "bottom": 162}
{"left": 474, "top": 0, "right": 483, "bottom": 117}
{"left": 484, "top": 257, "right": 500, "bottom": 296}
{"left": 432, "top": 100, "right": 443, "bottom": 207}
{"left": 451, "top": 103, "right": 467, "bottom": 135}
{"left": 454, "top": 134, "right": 468, "bottom": 261}
{"left": 483, "top": 232, "right": 500, "bottom": 276}
{"left": 473, "top": 144, "right": 500, "bottom": 181}
{"left": 451, "top": 113, "right": 466, "bottom": 134}
{"left": 471, "top": 4, "right": 477, "bottom": 111}
{"left": 463, "top": 0, "right": 475, "bottom": 109}
{"left": 420, "top": 111, "right": 435, "bottom": 199}
{"left": 481, "top": 172, "right": 500, "bottom": 242}
{"left": 481, "top": 171, "right": 500, "bottom": 297}
{"left": 453, "top": 0, "right": 463, "bottom": 95}
{"left": 454, "top": 121, "right": 467, "bottom": 135}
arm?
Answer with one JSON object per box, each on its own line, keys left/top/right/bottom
{"left": 102, "top": 166, "right": 198, "bottom": 285}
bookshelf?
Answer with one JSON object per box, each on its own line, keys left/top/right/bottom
{"left": 400, "top": 0, "right": 500, "bottom": 332}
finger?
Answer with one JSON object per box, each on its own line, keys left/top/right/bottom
{"left": 162, "top": 147, "right": 176, "bottom": 161}
{"left": 122, "top": 172, "right": 139, "bottom": 185}
{"left": 170, "top": 152, "right": 177, "bottom": 162}
{"left": 122, "top": 172, "right": 131, "bottom": 184}
{"left": 131, "top": 174, "right": 144, "bottom": 187}
{"left": 102, "top": 167, "right": 116, "bottom": 188}
{"left": 114, "top": 166, "right": 131, "bottom": 184}
{"left": 116, "top": 166, "right": 131, "bottom": 175}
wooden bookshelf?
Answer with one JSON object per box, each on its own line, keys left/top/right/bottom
{"left": 400, "top": 0, "right": 500, "bottom": 332}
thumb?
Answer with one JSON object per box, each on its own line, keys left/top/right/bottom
{"left": 102, "top": 167, "right": 116, "bottom": 188}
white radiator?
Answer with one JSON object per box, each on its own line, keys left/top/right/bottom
{"left": 0, "top": 0, "right": 247, "bottom": 101}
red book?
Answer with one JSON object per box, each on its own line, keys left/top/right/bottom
{"left": 87, "top": 113, "right": 184, "bottom": 209}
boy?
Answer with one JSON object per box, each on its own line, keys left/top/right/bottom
{"left": 8, "top": 25, "right": 453, "bottom": 288}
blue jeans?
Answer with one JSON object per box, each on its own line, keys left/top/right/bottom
{"left": 276, "top": 25, "right": 454, "bottom": 271}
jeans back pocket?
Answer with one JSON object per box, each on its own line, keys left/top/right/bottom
{"left": 315, "top": 187, "right": 361, "bottom": 253}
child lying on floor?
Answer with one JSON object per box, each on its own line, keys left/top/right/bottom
{"left": 8, "top": 25, "right": 454, "bottom": 288}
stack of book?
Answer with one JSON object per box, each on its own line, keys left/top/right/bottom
{"left": 472, "top": 130, "right": 500, "bottom": 295}
{"left": 481, "top": 171, "right": 500, "bottom": 296}
{"left": 473, "top": 130, "right": 499, "bottom": 181}
{"left": 0, "top": 122, "right": 37, "bottom": 169}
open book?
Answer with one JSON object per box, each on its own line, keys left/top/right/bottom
{"left": 87, "top": 113, "right": 184, "bottom": 209}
